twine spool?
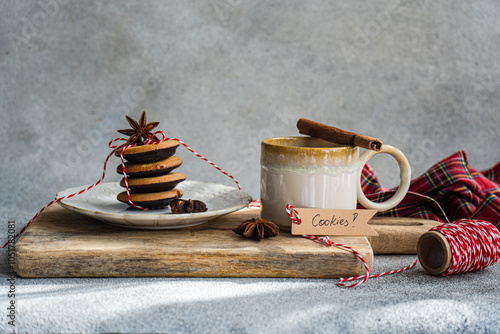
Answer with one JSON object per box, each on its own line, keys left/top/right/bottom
{"left": 417, "top": 231, "right": 452, "bottom": 275}
{"left": 417, "top": 219, "right": 500, "bottom": 276}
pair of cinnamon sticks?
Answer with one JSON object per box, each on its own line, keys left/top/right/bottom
{"left": 296, "top": 118, "right": 382, "bottom": 151}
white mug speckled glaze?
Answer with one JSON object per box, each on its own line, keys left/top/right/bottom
{"left": 260, "top": 136, "right": 411, "bottom": 229}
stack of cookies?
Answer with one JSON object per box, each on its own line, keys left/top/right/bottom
{"left": 115, "top": 140, "right": 186, "bottom": 208}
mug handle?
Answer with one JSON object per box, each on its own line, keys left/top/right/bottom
{"left": 357, "top": 145, "right": 411, "bottom": 212}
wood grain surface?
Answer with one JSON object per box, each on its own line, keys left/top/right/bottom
{"left": 15, "top": 205, "right": 374, "bottom": 278}
{"left": 367, "top": 216, "right": 441, "bottom": 254}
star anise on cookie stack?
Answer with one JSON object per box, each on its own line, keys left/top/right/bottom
{"left": 233, "top": 218, "right": 280, "bottom": 240}
{"left": 118, "top": 111, "right": 160, "bottom": 146}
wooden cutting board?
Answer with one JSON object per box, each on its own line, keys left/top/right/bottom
{"left": 15, "top": 205, "right": 440, "bottom": 278}
{"left": 367, "top": 216, "right": 440, "bottom": 254}
{"left": 15, "top": 205, "right": 373, "bottom": 278}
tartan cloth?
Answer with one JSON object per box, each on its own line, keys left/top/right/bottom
{"left": 359, "top": 151, "right": 500, "bottom": 228}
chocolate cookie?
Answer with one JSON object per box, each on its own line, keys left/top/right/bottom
{"left": 117, "top": 188, "right": 183, "bottom": 209}
{"left": 116, "top": 156, "right": 183, "bottom": 178}
{"left": 115, "top": 140, "right": 180, "bottom": 163}
{"left": 120, "top": 172, "right": 186, "bottom": 193}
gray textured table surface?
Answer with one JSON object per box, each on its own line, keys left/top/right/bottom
{"left": 1, "top": 246, "right": 499, "bottom": 333}
{"left": 2, "top": 1, "right": 500, "bottom": 333}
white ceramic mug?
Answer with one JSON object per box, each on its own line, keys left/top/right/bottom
{"left": 260, "top": 136, "right": 411, "bottom": 229}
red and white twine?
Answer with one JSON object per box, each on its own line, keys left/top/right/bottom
{"left": 2, "top": 132, "right": 241, "bottom": 248}
{"left": 285, "top": 204, "right": 418, "bottom": 287}
{"left": 247, "top": 199, "right": 261, "bottom": 208}
{"left": 282, "top": 203, "right": 498, "bottom": 287}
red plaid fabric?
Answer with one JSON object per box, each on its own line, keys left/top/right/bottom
{"left": 359, "top": 151, "right": 500, "bottom": 228}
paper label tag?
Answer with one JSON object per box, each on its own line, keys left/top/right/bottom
{"left": 290, "top": 208, "right": 379, "bottom": 236}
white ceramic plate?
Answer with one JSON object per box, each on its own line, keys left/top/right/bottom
{"left": 57, "top": 181, "right": 252, "bottom": 229}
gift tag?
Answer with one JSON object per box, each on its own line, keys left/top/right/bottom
{"left": 290, "top": 208, "right": 378, "bottom": 236}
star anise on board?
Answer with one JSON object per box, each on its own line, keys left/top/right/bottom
{"left": 117, "top": 111, "right": 160, "bottom": 146}
{"left": 170, "top": 199, "right": 208, "bottom": 214}
{"left": 233, "top": 218, "right": 280, "bottom": 240}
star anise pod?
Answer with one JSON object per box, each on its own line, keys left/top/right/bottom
{"left": 233, "top": 218, "right": 280, "bottom": 240}
{"left": 170, "top": 199, "right": 208, "bottom": 214}
{"left": 117, "top": 111, "right": 160, "bottom": 146}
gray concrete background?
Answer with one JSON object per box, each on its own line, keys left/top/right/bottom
{"left": 1, "top": 1, "right": 500, "bottom": 218}
{"left": 1, "top": 1, "right": 500, "bottom": 333}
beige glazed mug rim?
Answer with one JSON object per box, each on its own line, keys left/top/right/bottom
{"left": 261, "top": 136, "right": 359, "bottom": 170}
{"left": 262, "top": 136, "right": 357, "bottom": 152}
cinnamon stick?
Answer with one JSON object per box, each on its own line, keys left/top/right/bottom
{"left": 296, "top": 118, "right": 383, "bottom": 151}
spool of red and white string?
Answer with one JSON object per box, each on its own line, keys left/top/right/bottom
{"left": 283, "top": 204, "right": 500, "bottom": 287}
{"left": 417, "top": 219, "right": 500, "bottom": 276}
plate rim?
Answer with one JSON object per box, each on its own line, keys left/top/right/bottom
{"left": 56, "top": 180, "right": 252, "bottom": 222}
